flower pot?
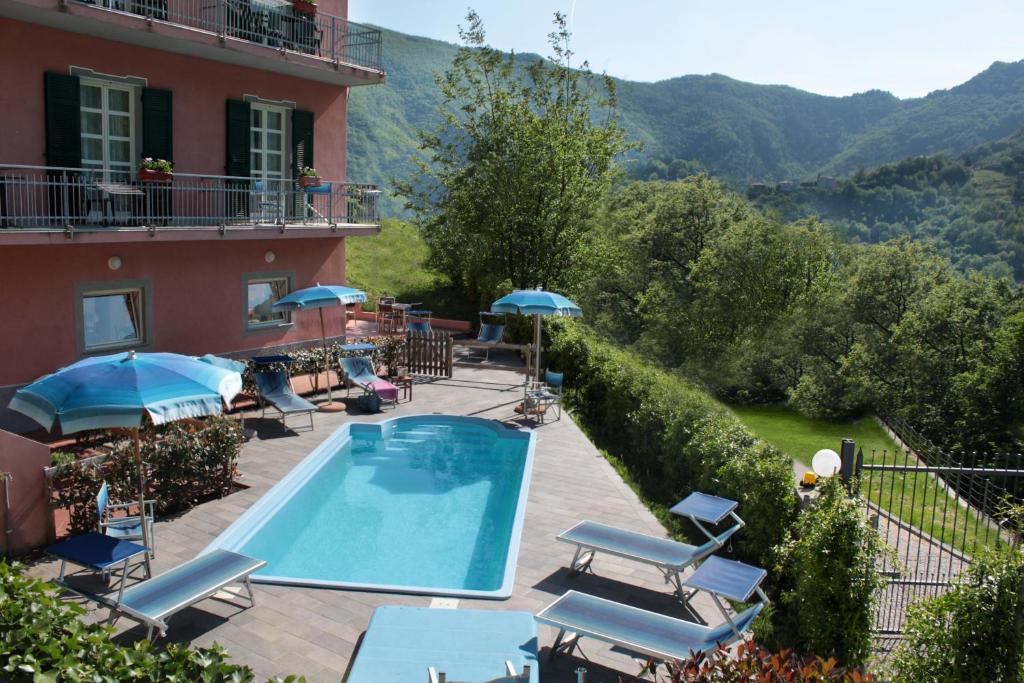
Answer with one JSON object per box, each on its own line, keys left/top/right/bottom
{"left": 139, "top": 169, "right": 172, "bottom": 183}
{"left": 291, "top": 0, "right": 316, "bottom": 17}
{"left": 298, "top": 175, "right": 321, "bottom": 188}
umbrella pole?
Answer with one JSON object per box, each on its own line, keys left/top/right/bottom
{"left": 318, "top": 308, "right": 345, "bottom": 412}
{"left": 134, "top": 429, "right": 152, "bottom": 576}
{"left": 534, "top": 313, "right": 542, "bottom": 381}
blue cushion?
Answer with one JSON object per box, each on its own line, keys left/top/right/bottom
{"left": 48, "top": 532, "right": 148, "bottom": 571}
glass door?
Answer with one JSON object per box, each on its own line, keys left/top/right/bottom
{"left": 80, "top": 80, "right": 135, "bottom": 183}
{"left": 250, "top": 103, "right": 288, "bottom": 222}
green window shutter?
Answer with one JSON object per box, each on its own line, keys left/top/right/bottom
{"left": 225, "top": 99, "right": 251, "bottom": 177}
{"left": 141, "top": 87, "right": 173, "bottom": 163}
{"left": 292, "top": 109, "right": 314, "bottom": 177}
{"left": 44, "top": 72, "right": 81, "bottom": 168}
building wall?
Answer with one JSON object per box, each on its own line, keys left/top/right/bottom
{"left": 0, "top": 19, "right": 348, "bottom": 180}
{"left": 0, "top": 238, "right": 347, "bottom": 389}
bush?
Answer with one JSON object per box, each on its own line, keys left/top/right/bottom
{"left": 887, "top": 547, "right": 1024, "bottom": 683}
{"left": 772, "top": 476, "right": 886, "bottom": 666}
{"left": 0, "top": 561, "right": 304, "bottom": 682}
{"left": 624, "top": 641, "right": 874, "bottom": 682}
{"left": 52, "top": 417, "right": 242, "bottom": 535}
{"left": 544, "top": 319, "right": 798, "bottom": 569}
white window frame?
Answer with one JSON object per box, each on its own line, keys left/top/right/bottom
{"left": 79, "top": 286, "right": 148, "bottom": 353}
{"left": 245, "top": 274, "right": 292, "bottom": 332}
{"left": 250, "top": 102, "right": 289, "bottom": 182}
{"left": 80, "top": 78, "right": 138, "bottom": 182}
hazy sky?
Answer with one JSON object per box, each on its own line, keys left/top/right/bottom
{"left": 348, "top": 1, "right": 1024, "bottom": 98}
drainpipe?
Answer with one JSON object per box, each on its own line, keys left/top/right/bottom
{"left": 1, "top": 472, "right": 11, "bottom": 558}
{"left": 575, "top": 667, "right": 587, "bottom": 683}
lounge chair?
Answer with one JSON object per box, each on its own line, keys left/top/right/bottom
{"left": 340, "top": 356, "right": 398, "bottom": 407}
{"left": 109, "top": 549, "right": 265, "bottom": 641}
{"left": 346, "top": 606, "right": 539, "bottom": 683}
{"left": 97, "top": 481, "right": 156, "bottom": 558}
{"left": 252, "top": 369, "right": 316, "bottom": 431}
{"left": 536, "top": 587, "right": 764, "bottom": 664}
{"left": 475, "top": 323, "right": 505, "bottom": 360}
{"left": 556, "top": 519, "right": 740, "bottom": 605}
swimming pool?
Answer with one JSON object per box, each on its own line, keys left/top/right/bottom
{"left": 206, "top": 415, "right": 535, "bottom": 598}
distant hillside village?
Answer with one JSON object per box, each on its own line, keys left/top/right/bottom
{"left": 748, "top": 174, "right": 839, "bottom": 195}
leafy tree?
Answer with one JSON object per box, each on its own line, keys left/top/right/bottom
{"left": 397, "top": 10, "right": 632, "bottom": 304}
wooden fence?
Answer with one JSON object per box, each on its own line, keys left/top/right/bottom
{"left": 405, "top": 330, "right": 453, "bottom": 377}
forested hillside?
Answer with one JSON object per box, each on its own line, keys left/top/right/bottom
{"left": 347, "top": 26, "right": 1024, "bottom": 207}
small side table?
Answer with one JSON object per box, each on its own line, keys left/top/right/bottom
{"left": 395, "top": 375, "right": 413, "bottom": 402}
{"left": 683, "top": 555, "right": 769, "bottom": 638}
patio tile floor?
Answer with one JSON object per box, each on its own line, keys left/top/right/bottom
{"left": 26, "top": 354, "right": 724, "bottom": 682}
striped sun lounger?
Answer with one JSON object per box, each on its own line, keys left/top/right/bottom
{"left": 556, "top": 520, "right": 740, "bottom": 604}
{"left": 109, "top": 549, "right": 265, "bottom": 640}
{"left": 536, "top": 589, "right": 764, "bottom": 663}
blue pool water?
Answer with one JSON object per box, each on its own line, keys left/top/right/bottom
{"left": 207, "top": 415, "right": 535, "bottom": 598}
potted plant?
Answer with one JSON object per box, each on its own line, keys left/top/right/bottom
{"left": 139, "top": 157, "right": 173, "bottom": 182}
{"left": 291, "top": 0, "right": 316, "bottom": 17}
{"left": 298, "top": 166, "right": 321, "bottom": 188}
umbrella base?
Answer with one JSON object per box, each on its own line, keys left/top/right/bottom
{"left": 317, "top": 401, "right": 347, "bottom": 413}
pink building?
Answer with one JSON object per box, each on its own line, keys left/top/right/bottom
{"left": 0, "top": 0, "right": 384, "bottom": 432}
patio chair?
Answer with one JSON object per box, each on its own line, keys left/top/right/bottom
{"left": 340, "top": 356, "right": 398, "bottom": 407}
{"left": 556, "top": 516, "right": 741, "bottom": 605}
{"left": 476, "top": 322, "right": 506, "bottom": 360}
{"left": 346, "top": 606, "right": 539, "bottom": 683}
{"left": 523, "top": 370, "right": 563, "bottom": 423}
{"left": 252, "top": 369, "right": 316, "bottom": 431}
{"left": 536, "top": 586, "right": 764, "bottom": 664}
{"left": 47, "top": 532, "right": 151, "bottom": 604}
{"left": 108, "top": 549, "right": 265, "bottom": 641}
{"left": 97, "top": 481, "right": 157, "bottom": 558}
{"left": 252, "top": 180, "right": 282, "bottom": 224}
{"left": 407, "top": 320, "right": 432, "bottom": 334}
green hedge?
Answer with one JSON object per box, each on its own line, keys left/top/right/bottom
{"left": 52, "top": 417, "right": 242, "bottom": 536}
{"left": 0, "top": 561, "right": 303, "bottom": 682}
{"left": 545, "top": 320, "right": 798, "bottom": 569}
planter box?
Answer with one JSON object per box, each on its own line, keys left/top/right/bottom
{"left": 291, "top": 0, "right": 317, "bottom": 17}
{"left": 298, "top": 175, "right": 321, "bottom": 188}
{"left": 139, "top": 170, "right": 172, "bottom": 183}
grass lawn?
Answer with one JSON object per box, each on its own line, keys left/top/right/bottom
{"left": 732, "top": 404, "right": 1002, "bottom": 556}
{"left": 345, "top": 219, "right": 478, "bottom": 322}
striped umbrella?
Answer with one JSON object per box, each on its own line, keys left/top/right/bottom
{"left": 9, "top": 351, "right": 242, "bottom": 570}
{"left": 272, "top": 284, "right": 367, "bottom": 409}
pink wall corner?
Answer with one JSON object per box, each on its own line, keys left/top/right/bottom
{"left": 0, "top": 429, "right": 52, "bottom": 555}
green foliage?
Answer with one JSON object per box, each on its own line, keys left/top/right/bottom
{"left": 625, "top": 641, "right": 873, "bottom": 682}
{"left": 544, "top": 320, "right": 798, "bottom": 569}
{"left": 771, "top": 477, "right": 887, "bottom": 666}
{"left": 52, "top": 417, "right": 241, "bottom": 535}
{"left": 50, "top": 451, "right": 75, "bottom": 467}
{"left": 0, "top": 561, "right": 305, "bottom": 682}
{"left": 395, "top": 11, "right": 632, "bottom": 301}
{"left": 887, "top": 547, "right": 1024, "bottom": 683}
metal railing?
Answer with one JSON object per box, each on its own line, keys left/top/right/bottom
{"left": 73, "top": 0, "right": 383, "bottom": 72}
{"left": 0, "top": 165, "right": 379, "bottom": 232}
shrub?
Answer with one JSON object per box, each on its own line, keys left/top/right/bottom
{"left": 52, "top": 417, "right": 242, "bottom": 535}
{"left": 625, "top": 641, "right": 874, "bottom": 682}
{"left": 544, "top": 319, "right": 798, "bottom": 569}
{"left": 772, "top": 476, "right": 886, "bottom": 666}
{"left": 0, "top": 561, "right": 304, "bottom": 682}
{"left": 887, "top": 546, "right": 1024, "bottom": 683}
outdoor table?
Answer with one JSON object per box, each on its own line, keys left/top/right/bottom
{"left": 682, "top": 555, "right": 769, "bottom": 634}
{"left": 341, "top": 343, "right": 376, "bottom": 353}
{"left": 408, "top": 309, "right": 432, "bottom": 319}
{"left": 48, "top": 532, "right": 151, "bottom": 603}
{"left": 251, "top": 354, "right": 294, "bottom": 365}
{"left": 395, "top": 375, "right": 413, "bottom": 401}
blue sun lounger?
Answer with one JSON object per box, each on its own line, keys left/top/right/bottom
{"left": 346, "top": 606, "right": 539, "bottom": 683}
{"left": 252, "top": 369, "right": 316, "bottom": 431}
{"left": 536, "top": 588, "right": 764, "bottom": 663}
{"left": 109, "top": 549, "right": 265, "bottom": 641}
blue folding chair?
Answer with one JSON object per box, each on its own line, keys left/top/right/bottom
{"left": 97, "top": 481, "right": 156, "bottom": 558}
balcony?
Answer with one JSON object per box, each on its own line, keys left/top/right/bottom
{"left": 0, "top": 165, "right": 380, "bottom": 244}
{"left": 0, "top": 0, "right": 385, "bottom": 86}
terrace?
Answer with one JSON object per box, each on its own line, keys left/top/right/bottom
{"left": 0, "top": 165, "right": 380, "bottom": 244}
{"left": 22, "top": 355, "right": 725, "bottom": 681}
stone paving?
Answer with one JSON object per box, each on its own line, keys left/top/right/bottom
{"left": 27, "top": 354, "right": 726, "bottom": 682}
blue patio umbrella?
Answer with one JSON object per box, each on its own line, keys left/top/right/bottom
{"left": 272, "top": 284, "right": 367, "bottom": 408}
{"left": 9, "top": 351, "right": 243, "bottom": 567}
{"left": 491, "top": 288, "right": 582, "bottom": 380}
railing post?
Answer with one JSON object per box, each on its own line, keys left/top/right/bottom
{"left": 330, "top": 16, "right": 337, "bottom": 62}
{"left": 840, "top": 438, "right": 856, "bottom": 489}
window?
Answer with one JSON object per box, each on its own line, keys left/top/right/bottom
{"left": 81, "top": 288, "right": 146, "bottom": 351}
{"left": 250, "top": 103, "right": 287, "bottom": 182}
{"left": 80, "top": 79, "right": 137, "bottom": 182}
{"left": 247, "top": 277, "right": 290, "bottom": 329}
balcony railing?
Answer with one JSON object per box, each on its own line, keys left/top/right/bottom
{"left": 73, "top": 0, "right": 383, "bottom": 72}
{"left": 0, "top": 165, "right": 380, "bottom": 233}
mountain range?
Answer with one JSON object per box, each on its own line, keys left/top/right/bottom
{"left": 347, "top": 26, "right": 1024, "bottom": 209}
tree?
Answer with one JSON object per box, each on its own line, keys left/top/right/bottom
{"left": 397, "top": 10, "right": 632, "bottom": 304}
